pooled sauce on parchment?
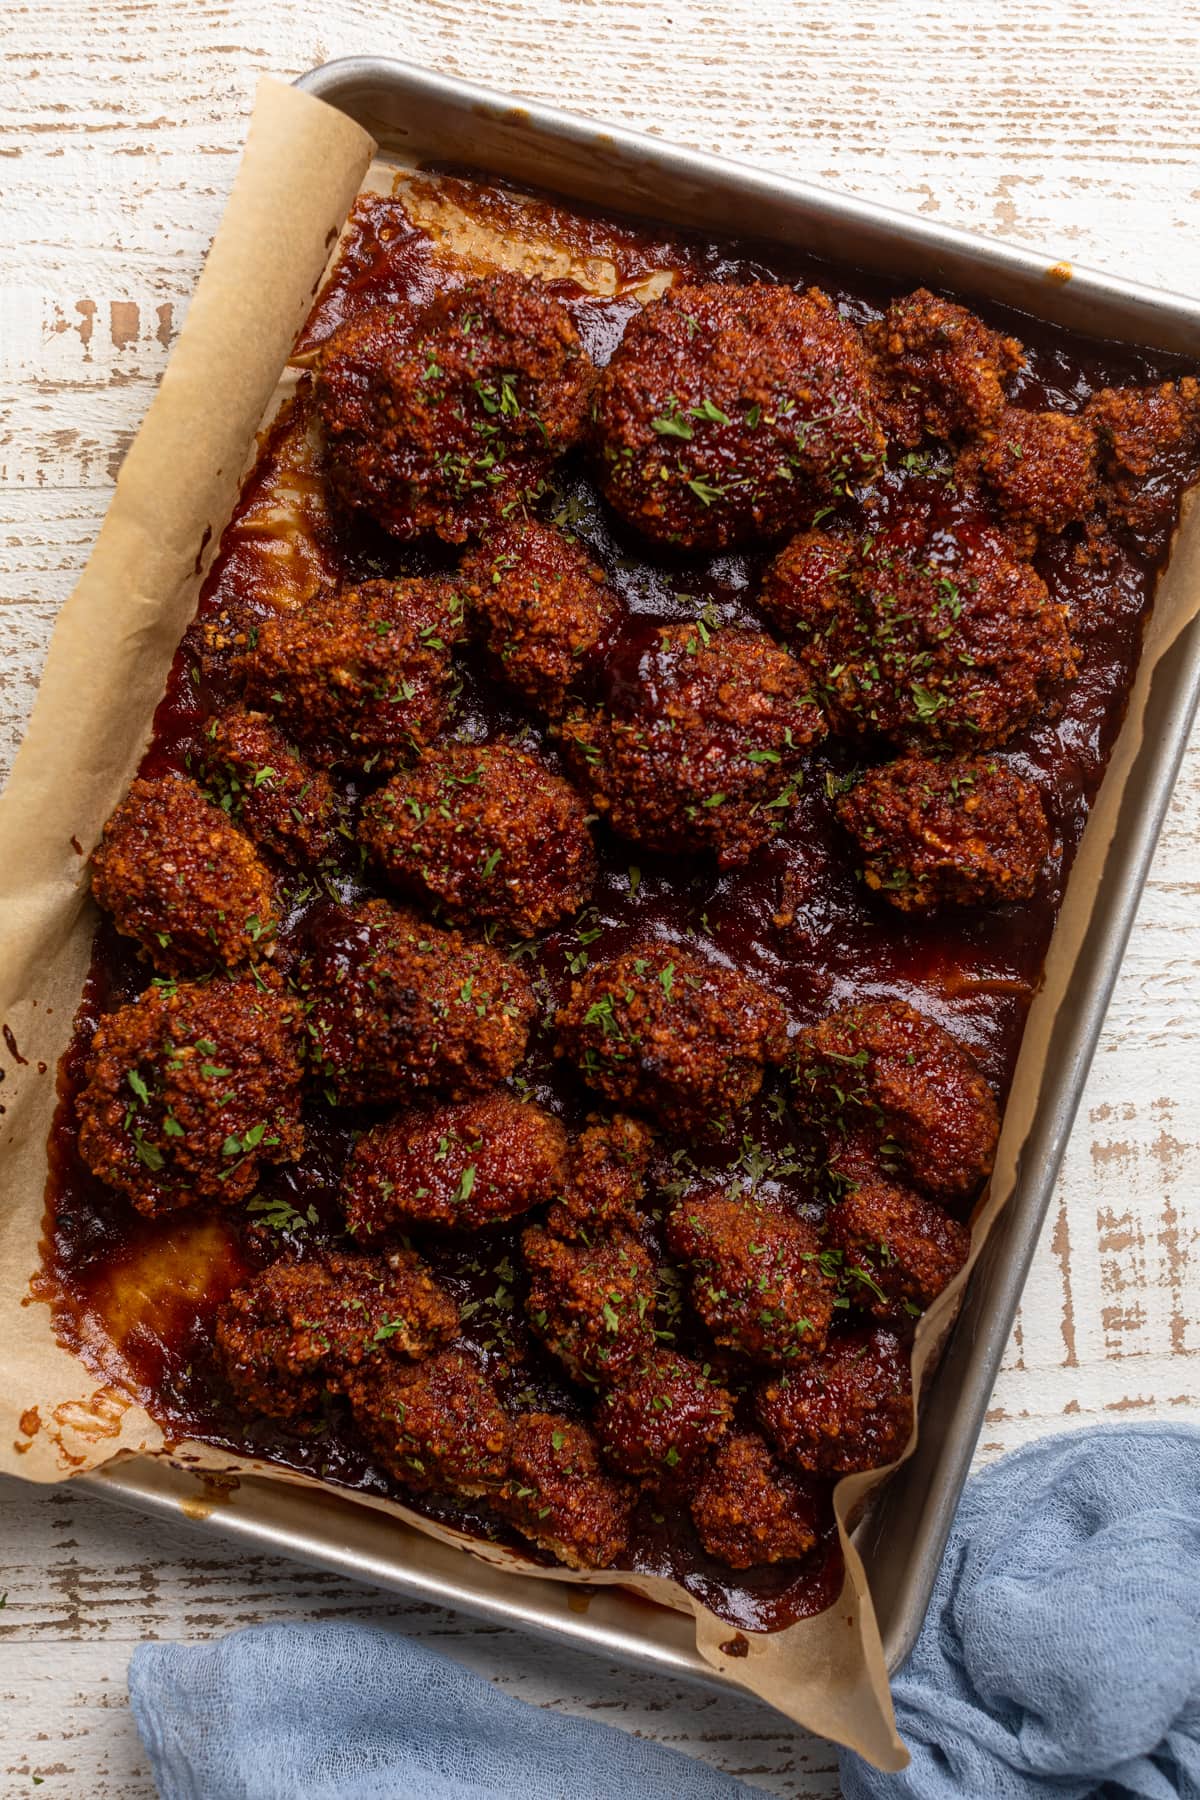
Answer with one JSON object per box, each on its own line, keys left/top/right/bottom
{"left": 40, "top": 171, "right": 1200, "bottom": 1631}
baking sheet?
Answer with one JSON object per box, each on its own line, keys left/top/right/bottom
{"left": 2, "top": 71, "right": 1199, "bottom": 1769}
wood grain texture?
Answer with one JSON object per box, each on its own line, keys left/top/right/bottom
{"left": 2, "top": 3, "right": 1198, "bottom": 1794}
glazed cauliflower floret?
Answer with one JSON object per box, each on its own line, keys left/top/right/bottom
{"left": 561, "top": 622, "right": 825, "bottom": 866}
{"left": 360, "top": 741, "right": 596, "bottom": 936}
{"left": 544, "top": 1113, "right": 655, "bottom": 1240}
{"left": 760, "top": 506, "right": 1077, "bottom": 749}
{"left": 503, "top": 1412, "right": 633, "bottom": 1570}
{"left": 316, "top": 274, "right": 594, "bottom": 543}
{"left": 591, "top": 281, "right": 884, "bottom": 548}
{"left": 666, "top": 1189, "right": 837, "bottom": 1364}
{"left": 456, "top": 520, "right": 619, "bottom": 716}
{"left": 76, "top": 973, "right": 303, "bottom": 1217}
{"left": 751, "top": 527, "right": 854, "bottom": 640}
{"left": 690, "top": 1431, "right": 820, "bottom": 1569}
{"left": 1086, "top": 376, "right": 1200, "bottom": 538}
{"left": 865, "top": 289, "right": 1023, "bottom": 447}
{"left": 976, "top": 406, "right": 1099, "bottom": 536}
{"left": 834, "top": 753, "right": 1052, "bottom": 912}
{"left": 522, "top": 1224, "right": 657, "bottom": 1386}
{"left": 791, "top": 998, "right": 999, "bottom": 1204}
{"left": 91, "top": 773, "right": 276, "bottom": 974}
{"left": 826, "top": 1178, "right": 971, "bottom": 1321}
{"left": 213, "top": 1246, "right": 460, "bottom": 1420}
{"left": 597, "top": 1349, "right": 734, "bottom": 1485}
{"left": 234, "top": 577, "right": 463, "bottom": 770}
{"left": 340, "top": 1091, "right": 569, "bottom": 1238}
{"left": 298, "top": 899, "right": 536, "bottom": 1106}
{"left": 756, "top": 1328, "right": 913, "bottom": 1475}
{"left": 555, "top": 941, "right": 789, "bottom": 1132}
{"left": 346, "top": 1346, "right": 512, "bottom": 1498}
{"left": 200, "top": 707, "right": 339, "bottom": 868}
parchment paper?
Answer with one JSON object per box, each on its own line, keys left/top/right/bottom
{"left": 1, "top": 73, "right": 1198, "bottom": 1771}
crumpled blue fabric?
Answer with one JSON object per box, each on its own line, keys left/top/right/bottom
{"left": 128, "top": 1423, "right": 1200, "bottom": 1800}
{"left": 128, "top": 1617, "right": 762, "bottom": 1799}
{"left": 841, "top": 1423, "right": 1200, "bottom": 1799}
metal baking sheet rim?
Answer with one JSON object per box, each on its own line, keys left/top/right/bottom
{"left": 79, "top": 55, "right": 1200, "bottom": 1695}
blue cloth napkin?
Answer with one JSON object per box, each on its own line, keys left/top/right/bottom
{"left": 129, "top": 1422, "right": 1200, "bottom": 1799}
{"left": 841, "top": 1422, "right": 1200, "bottom": 1799}
{"left": 128, "top": 1615, "right": 762, "bottom": 1799}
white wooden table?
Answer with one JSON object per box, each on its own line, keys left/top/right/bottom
{"left": 3, "top": 5, "right": 1199, "bottom": 1793}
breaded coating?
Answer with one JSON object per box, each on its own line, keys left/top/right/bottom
{"left": 666, "top": 1189, "right": 837, "bottom": 1364}
{"left": 561, "top": 623, "right": 825, "bottom": 866}
{"left": 341, "top": 1091, "right": 569, "bottom": 1238}
{"left": 591, "top": 281, "right": 884, "bottom": 549}
{"left": 761, "top": 508, "right": 1077, "bottom": 749}
{"left": 299, "top": 899, "right": 536, "bottom": 1106}
{"left": 504, "top": 1412, "right": 633, "bottom": 1570}
{"left": 523, "top": 1224, "right": 657, "bottom": 1385}
{"left": 545, "top": 1113, "right": 655, "bottom": 1239}
{"left": 360, "top": 741, "right": 596, "bottom": 935}
{"left": 753, "top": 528, "right": 854, "bottom": 640}
{"left": 834, "top": 753, "right": 1052, "bottom": 912}
{"left": 976, "top": 406, "right": 1099, "bottom": 536}
{"left": 91, "top": 774, "right": 276, "bottom": 975}
{"left": 214, "top": 1246, "right": 460, "bottom": 1419}
{"left": 597, "top": 1349, "right": 734, "bottom": 1483}
{"left": 866, "top": 289, "right": 1023, "bottom": 446}
{"left": 346, "top": 1345, "right": 512, "bottom": 1497}
{"left": 317, "top": 274, "right": 594, "bottom": 543}
{"left": 792, "top": 998, "right": 999, "bottom": 1204}
{"left": 1086, "top": 377, "right": 1200, "bottom": 537}
{"left": 556, "top": 941, "right": 789, "bottom": 1131}
{"left": 456, "top": 520, "right": 619, "bottom": 715}
{"left": 691, "top": 1431, "right": 819, "bottom": 1568}
{"left": 757, "top": 1328, "right": 913, "bottom": 1475}
{"left": 234, "top": 578, "right": 462, "bottom": 771}
{"left": 826, "top": 1178, "right": 970, "bottom": 1320}
{"left": 77, "top": 974, "right": 303, "bottom": 1217}
{"left": 201, "top": 708, "right": 339, "bottom": 868}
